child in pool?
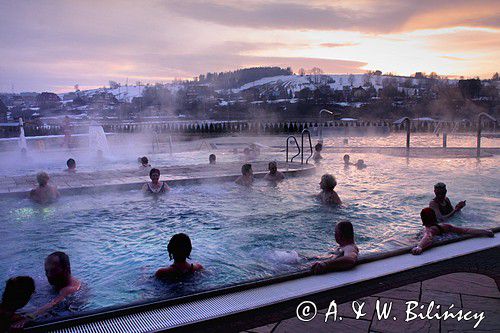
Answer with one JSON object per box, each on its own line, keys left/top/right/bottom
{"left": 311, "top": 221, "right": 359, "bottom": 274}
{"left": 317, "top": 174, "right": 342, "bottom": 205}
{"left": 411, "top": 208, "right": 494, "bottom": 255}
{"left": 142, "top": 168, "right": 170, "bottom": 194}
{"left": 155, "top": 233, "right": 203, "bottom": 279}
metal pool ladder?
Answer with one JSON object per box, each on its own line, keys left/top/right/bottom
{"left": 286, "top": 129, "right": 313, "bottom": 164}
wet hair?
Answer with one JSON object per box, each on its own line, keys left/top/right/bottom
{"left": 320, "top": 174, "right": 337, "bottom": 190}
{"left": 141, "top": 156, "right": 149, "bottom": 165}
{"left": 343, "top": 154, "right": 350, "bottom": 161}
{"left": 209, "top": 154, "right": 216, "bottom": 163}
{"left": 335, "top": 221, "right": 354, "bottom": 244}
{"left": 1, "top": 276, "right": 35, "bottom": 310}
{"left": 268, "top": 161, "right": 277, "bottom": 170}
{"left": 36, "top": 172, "right": 49, "bottom": 186}
{"left": 356, "top": 159, "right": 365, "bottom": 165}
{"left": 66, "top": 158, "right": 76, "bottom": 169}
{"left": 46, "top": 251, "right": 71, "bottom": 274}
{"left": 149, "top": 168, "right": 160, "bottom": 178}
{"left": 167, "top": 233, "right": 192, "bottom": 262}
{"left": 315, "top": 143, "right": 323, "bottom": 151}
{"left": 420, "top": 207, "right": 438, "bottom": 227}
{"left": 434, "top": 182, "right": 447, "bottom": 190}
{"left": 241, "top": 163, "right": 252, "bottom": 175}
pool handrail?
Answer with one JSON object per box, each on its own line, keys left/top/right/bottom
{"left": 25, "top": 226, "right": 500, "bottom": 333}
{"left": 301, "top": 129, "right": 313, "bottom": 164}
{"left": 286, "top": 135, "right": 301, "bottom": 163}
{"left": 476, "top": 112, "right": 497, "bottom": 158}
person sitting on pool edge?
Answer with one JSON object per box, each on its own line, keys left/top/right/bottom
{"left": 264, "top": 161, "right": 285, "bottom": 182}
{"left": 142, "top": 168, "right": 170, "bottom": 194}
{"left": 411, "top": 208, "right": 493, "bottom": 255}
{"left": 65, "top": 158, "right": 76, "bottom": 172}
{"left": 317, "top": 174, "right": 342, "bottom": 205}
{"left": 0, "top": 276, "right": 35, "bottom": 332}
{"left": 209, "top": 154, "right": 216, "bottom": 165}
{"left": 155, "top": 233, "right": 203, "bottom": 279}
{"left": 311, "top": 221, "right": 359, "bottom": 274}
{"left": 235, "top": 163, "right": 254, "bottom": 186}
{"left": 429, "top": 182, "right": 466, "bottom": 222}
{"left": 32, "top": 252, "right": 81, "bottom": 318}
{"left": 312, "top": 142, "right": 323, "bottom": 163}
{"left": 30, "top": 172, "right": 60, "bottom": 205}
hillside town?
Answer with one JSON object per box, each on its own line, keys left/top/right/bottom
{"left": 1, "top": 67, "right": 499, "bottom": 127}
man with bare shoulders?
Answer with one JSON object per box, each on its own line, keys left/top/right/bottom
{"left": 235, "top": 164, "right": 254, "bottom": 186}
{"left": 311, "top": 221, "right": 359, "bottom": 274}
{"left": 33, "top": 252, "right": 81, "bottom": 318}
{"left": 30, "top": 172, "right": 60, "bottom": 204}
{"left": 429, "top": 183, "right": 465, "bottom": 222}
{"left": 264, "top": 161, "right": 285, "bottom": 182}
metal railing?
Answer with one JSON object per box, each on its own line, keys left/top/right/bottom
{"left": 286, "top": 135, "right": 300, "bottom": 163}
{"left": 301, "top": 129, "right": 313, "bottom": 164}
{"left": 476, "top": 112, "right": 497, "bottom": 158}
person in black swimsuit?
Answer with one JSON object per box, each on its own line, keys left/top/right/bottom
{"left": 142, "top": 168, "right": 170, "bottom": 194}
{"left": 429, "top": 182, "right": 465, "bottom": 222}
{"left": 412, "top": 208, "right": 493, "bottom": 255}
{"left": 155, "top": 233, "right": 203, "bottom": 280}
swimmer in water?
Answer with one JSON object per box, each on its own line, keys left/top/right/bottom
{"left": 139, "top": 156, "right": 151, "bottom": 169}
{"left": 312, "top": 142, "right": 323, "bottom": 163}
{"left": 66, "top": 158, "right": 76, "bottom": 172}
{"left": 209, "top": 154, "right": 216, "bottom": 165}
{"left": 235, "top": 163, "right": 254, "bottom": 186}
{"left": 30, "top": 172, "right": 60, "bottom": 204}
{"left": 429, "top": 182, "right": 465, "bottom": 222}
{"left": 0, "top": 276, "right": 35, "bottom": 332}
{"left": 343, "top": 154, "right": 353, "bottom": 167}
{"left": 142, "top": 168, "right": 170, "bottom": 194}
{"left": 311, "top": 221, "right": 359, "bottom": 274}
{"left": 317, "top": 174, "right": 342, "bottom": 205}
{"left": 411, "top": 208, "right": 494, "bottom": 255}
{"left": 155, "top": 233, "right": 203, "bottom": 279}
{"left": 264, "top": 161, "right": 285, "bottom": 182}
{"left": 32, "top": 252, "right": 81, "bottom": 318}
{"left": 355, "top": 159, "right": 367, "bottom": 169}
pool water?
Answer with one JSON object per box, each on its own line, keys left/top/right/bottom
{"left": 0, "top": 149, "right": 498, "bottom": 318}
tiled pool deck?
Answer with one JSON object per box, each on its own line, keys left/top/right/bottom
{"left": 0, "top": 161, "right": 315, "bottom": 197}
{"left": 244, "top": 272, "right": 500, "bottom": 333}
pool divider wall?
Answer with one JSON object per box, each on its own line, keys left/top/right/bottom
{"left": 25, "top": 227, "right": 500, "bottom": 333}
{"left": 0, "top": 162, "right": 316, "bottom": 199}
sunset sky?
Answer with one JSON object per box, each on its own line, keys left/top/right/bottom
{"left": 0, "top": 0, "right": 499, "bottom": 92}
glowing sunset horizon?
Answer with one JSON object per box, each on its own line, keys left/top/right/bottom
{"left": 1, "top": 0, "right": 499, "bottom": 92}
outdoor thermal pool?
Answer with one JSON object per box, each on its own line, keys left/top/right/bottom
{"left": 0, "top": 149, "right": 498, "bottom": 321}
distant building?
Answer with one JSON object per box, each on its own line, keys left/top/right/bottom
{"left": 35, "top": 92, "right": 61, "bottom": 110}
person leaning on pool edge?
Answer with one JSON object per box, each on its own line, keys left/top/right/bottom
{"left": 32, "top": 252, "right": 81, "bottom": 318}
{"left": 429, "top": 182, "right": 465, "bottom": 222}
{"left": 311, "top": 221, "right": 359, "bottom": 274}
{"left": 411, "top": 208, "right": 494, "bottom": 255}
